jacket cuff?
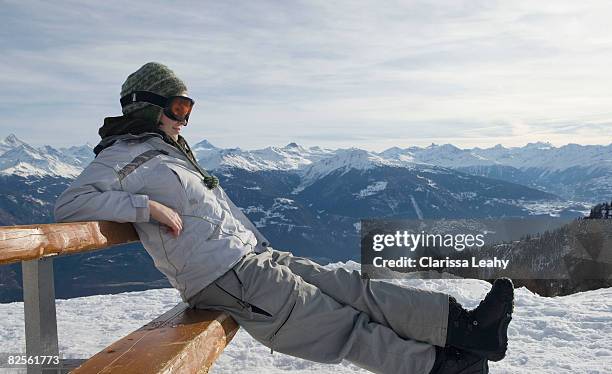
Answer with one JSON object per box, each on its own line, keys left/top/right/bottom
{"left": 130, "top": 194, "right": 150, "bottom": 222}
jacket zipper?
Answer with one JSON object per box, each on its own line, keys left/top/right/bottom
{"left": 270, "top": 297, "right": 298, "bottom": 355}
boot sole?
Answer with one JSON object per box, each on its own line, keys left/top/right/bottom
{"left": 465, "top": 278, "right": 514, "bottom": 362}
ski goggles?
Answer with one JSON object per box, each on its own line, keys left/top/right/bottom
{"left": 120, "top": 91, "right": 195, "bottom": 124}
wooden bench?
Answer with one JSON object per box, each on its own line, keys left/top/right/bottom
{"left": 0, "top": 221, "right": 239, "bottom": 374}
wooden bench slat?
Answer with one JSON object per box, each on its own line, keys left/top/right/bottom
{"left": 2, "top": 222, "right": 240, "bottom": 373}
{"left": 70, "top": 303, "right": 239, "bottom": 374}
{"left": 0, "top": 222, "right": 139, "bottom": 265}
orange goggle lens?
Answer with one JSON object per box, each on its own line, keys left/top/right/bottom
{"left": 166, "top": 96, "right": 194, "bottom": 121}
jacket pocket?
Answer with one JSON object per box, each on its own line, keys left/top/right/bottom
{"left": 199, "top": 210, "right": 256, "bottom": 249}
{"left": 206, "top": 222, "right": 222, "bottom": 241}
{"left": 169, "top": 169, "right": 189, "bottom": 212}
{"left": 165, "top": 162, "right": 209, "bottom": 215}
{"left": 215, "top": 281, "right": 249, "bottom": 310}
{"left": 269, "top": 296, "right": 298, "bottom": 354}
{"left": 231, "top": 269, "right": 273, "bottom": 317}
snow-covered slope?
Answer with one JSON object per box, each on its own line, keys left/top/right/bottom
{"left": 296, "top": 148, "right": 420, "bottom": 191}
{"left": 194, "top": 141, "right": 336, "bottom": 172}
{"left": 0, "top": 143, "right": 83, "bottom": 178}
{"left": 387, "top": 143, "right": 494, "bottom": 168}
{"left": 393, "top": 142, "right": 612, "bottom": 171}
{"left": 58, "top": 144, "right": 95, "bottom": 168}
{"left": 0, "top": 262, "right": 609, "bottom": 373}
{"left": 382, "top": 143, "right": 612, "bottom": 202}
{"left": 0, "top": 134, "right": 92, "bottom": 178}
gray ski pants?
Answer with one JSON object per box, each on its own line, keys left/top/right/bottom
{"left": 187, "top": 247, "right": 449, "bottom": 374}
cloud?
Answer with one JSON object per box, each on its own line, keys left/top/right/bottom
{"left": 1, "top": 0, "right": 611, "bottom": 149}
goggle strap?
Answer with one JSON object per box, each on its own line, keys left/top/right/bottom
{"left": 120, "top": 91, "right": 168, "bottom": 109}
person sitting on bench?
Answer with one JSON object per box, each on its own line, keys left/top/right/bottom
{"left": 55, "top": 62, "right": 514, "bottom": 374}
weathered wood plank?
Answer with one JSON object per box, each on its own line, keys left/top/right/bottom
{"left": 1, "top": 222, "right": 239, "bottom": 372}
{"left": 0, "top": 222, "right": 139, "bottom": 265}
{"left": 71, "top": 303, "right": 239, "bottom": 374}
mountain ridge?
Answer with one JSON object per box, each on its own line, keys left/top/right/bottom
{"left": 1, "top": 134, "right": 610, "bottom": 201}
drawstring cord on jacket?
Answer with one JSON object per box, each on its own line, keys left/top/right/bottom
{"left": 168, "top": 135, "right": 219, "bottom": 190}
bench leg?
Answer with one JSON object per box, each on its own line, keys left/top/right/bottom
{"left": 22, "top": 258, "right": 59, "bottom": 374}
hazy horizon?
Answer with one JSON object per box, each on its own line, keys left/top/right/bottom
{"left": 1, "top": 131, "right": 610, "bottom": 153}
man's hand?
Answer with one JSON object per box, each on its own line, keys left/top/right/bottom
{"left": 149, "top": 200, "right": 183, "bottom": 237}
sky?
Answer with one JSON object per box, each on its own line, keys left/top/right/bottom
{"left": 1, "top": 0, "right": 611, "bottom": 151}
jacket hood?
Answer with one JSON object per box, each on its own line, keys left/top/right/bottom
{"left": 94, "top": 115, "right": 165, "bottom": 155}
{"left": 94, "top": 115, "right": 190, "bottom": 156}
{"left": 93, "top": 115, "right": 216, "bottom": 187}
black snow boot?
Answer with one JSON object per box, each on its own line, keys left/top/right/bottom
{"left": 446, "top": 278, "right": 514, "bottom": 361}
{"left": 429, "top": 346, "right": 489, "bottom": 374}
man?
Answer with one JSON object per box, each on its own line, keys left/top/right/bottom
{"left": 55, "top": 62, "right": 513, "bottom": 373}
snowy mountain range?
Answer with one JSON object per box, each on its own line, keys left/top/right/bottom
{"left": 407, "top": 142, "right": 612, "bottom": 202}
{"left": 192, "top": 139, "right": 612, "bottom": 174}
{"left": 2, "top": 134, "right": 609, "bottom": 202}
{"left": 192, "top": 140, "right": 612, "bottom": 202}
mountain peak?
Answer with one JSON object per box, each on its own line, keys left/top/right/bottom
{"left": 2, "top": 134, "right": 26, "bottom": 147}
{"left": 438, "top": 143, "right": 461, "bottom": 152}
{"left": 380, "top": 146, "right": 406, "bottom": 154}
{"left": 193, "top": 139, "right": 218, "bottom": 150}
{"left": 524, "top": 141, "right": 553, "bottom": 150}
{"left": 286, "top": 142, "right": 300, "bottom": 148}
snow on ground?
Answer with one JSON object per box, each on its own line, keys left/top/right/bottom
{"left": 0, "top": 262, "right": 610, "bottom": 374}
{"left": 519, "top": 200, "right": 592, "bottom": 217}
{"left": 354, "top": 181, "right": 388, "bottom": 198}
{"left": 410, "top": 195, "right": 424, "bottom": 220}
{"left": 242, "top": 198, "right": 303, "bottom": 229}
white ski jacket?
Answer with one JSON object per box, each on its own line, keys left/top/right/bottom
{"left": 54, "top": 132, "right": 270, "bottom": 301}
